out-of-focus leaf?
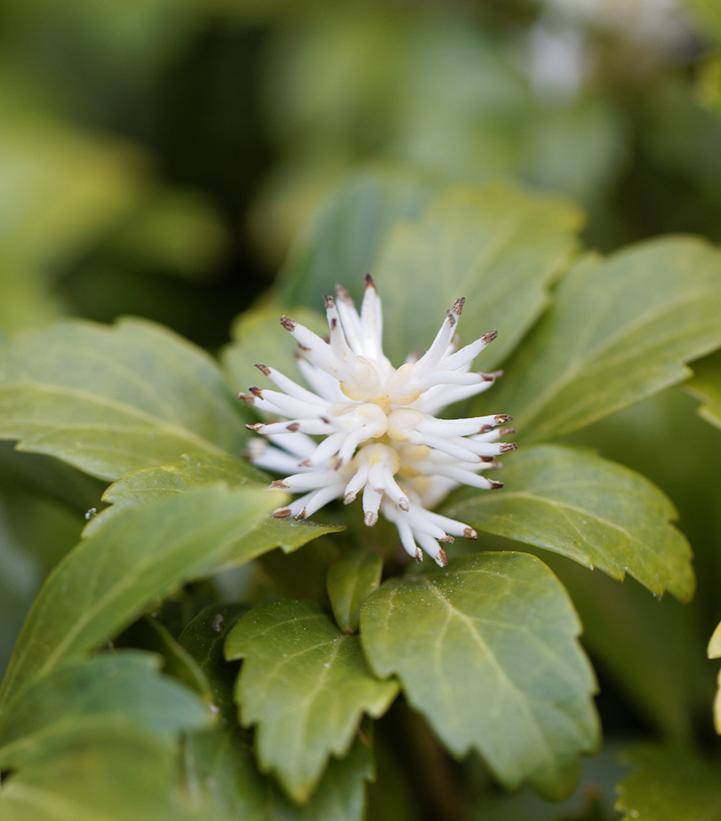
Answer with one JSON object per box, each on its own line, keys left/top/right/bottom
{"left": 687, "top": 349, "right": 721, "bottom": 429}
{"left": 0, "top": 651, "right": 211, "bottom": 769}
{"left": 225, "top": 599, "right": 397, "bottom": 802}
{"left": 0, "top": 733, "right": 196, "bottom": 821}
{"left": 616, "top": 745, "right": 721, "bottom": 820}
{"left": 360, "top": 553, "right": 599, "bottom": 798}
{"left": 443, "top": 445, "right": 694, "bottom": 601}
{"left": 222, "top": 304, "right": 327, "bottom": 400}
{"left": 0, "top": 485, "right": 276, "bottom": 707}
{"left": 375, "top": 183, "right": 581, "bottom": 368}
{"left": 708, "top": 621, "right": 721, "bottom": 733}
{"left": 0, "top": 318, "right": 250, "bottom": 481}
{"left": 327, "top": 550, "right": 383, "bottom": 634}
{"left": 277, "top": 170, "right": 433, "bottom": 308}
{"left": 493, "top": 238, "right": 721, "bottom": 441}
{"left": 88, "top": 455, "right": 342, "bottom": 570}
{"left": 109, "top": 189, "right": 226, "bottom": 279}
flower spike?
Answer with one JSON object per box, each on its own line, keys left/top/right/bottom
{"left": 244, "top": 278, "right": 516, "bottom": 566}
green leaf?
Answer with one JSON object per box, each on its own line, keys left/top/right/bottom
{"left": 442, "top": 445, "right": 694, "bottom": 601}
{"left": 278, "top": 169, "right": 433, "bottom": 308}
{"left": 360, "top": 552, "right": 599, "bottom": 798}
{"left": 686, "top": 349, "right": 721, "bottom": 429}
{"left": 708, "top": 620, "right": 721, "bottom": 734}
{"left": 0, "top": 485, "right": 276, "bottom": 708}
{"left": 616, "top": 745, "right": 721, "bottom": 821}
{"left": 225, "top": 599, "right": 397, "bottom": 802}
{"left": 374, "top": 182, "right": 581, "bottom": 368}
{"left": 0, "top": 651, "right": 211, "bottom": 769}
{"left": 184, "top": 727, "right": 374, "bottom": 821}
{"left": 0, "top": 318, "right": 249, "bottom": 481}
{"left": 88, "top": 455, "right": 343, "bottom": 570}
{"left": 222, "top": 304, "right": 327, "bottom": 401}
{"left": 327, "top": 550, "right": 383, "bottom": 634}
{"left": 492, "top": 238, "right": 721, "bottom": 441}
{"left": 0, "top": 733, "right": 196, "bottom": 821}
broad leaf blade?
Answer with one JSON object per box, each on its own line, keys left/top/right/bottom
{"left": 360, "top": 552, "right": 599, "bottom": 798}
{"left": 0, "top": 318, "right": 248, "bottom": 481}
{"left": 0, "top": 734, "right": 196, "bottom": 821}
{"left": 442, "top": 445, "right": 694, "bottom": 601}
{"left": 88, "top": 455, "right": 342, "bottom": 569}
{"left": 278, "top": 169, "right": 433, "bottom": 308}
{"left": 0, "top": 485, "right": 276, "bottom": 707}
{"left": 375, "top": 183, "right": 581, "bottom": 367}
{"left": 225, "top": 600, "right": 397, "bottom": 803}
{"left": 616, "top": 745, "right": 721, "bottom": 821}
{"left": 492, "top": 238, "right": 721, "bottom": 441}
{"left": 686, "top": 349, "right": 721, "bottom": 429}
{"left": 0, "top": 651, "right": 211, "bottom": 769}
{"left": 327, "top": 550, "right": 383, "bottom": 634}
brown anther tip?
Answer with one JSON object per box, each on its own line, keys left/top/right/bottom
{"left": 298, "top": 509, "right": 307, "bottom": 520}
{"left": 245, "top": 423, "right": 263, "bottom": 432}
{"left": 324, "top": 294, "right": 335, "bottom": 309}
{"left": 437, "top": 548, "right": 449, "bottom": 567}
{"left": 464, "top": 527, "right": 478, "bottom": 540}
{"left": 479, "top": 424, "right": 493, "bottom": 433}
{"left": 415, "top": 547, "right": 424, "bottom": 563}
{"left": 483, "top": 329, "right": 498, "bottom": 343}
{"left": 330, "top": 317, "right": 338, "bottom": 330}
{"left": 280, "top": 315, "right": 295, "bottom": 331}
{"left": 249, "top": 386, "right": 263, "bottom": 398}
{"left": 439, "top": 534, "right": 455, "bottom": 544}
{"left": 255, "top": 363, "right": 271, "bottom": 376}
{"left": 495, "top": 414, "right": 513, "bottom": 424}
{"left": 480, "top": 455, "right": 496, "bottom": 463}
{"left": 500, "top": 442, "right": 518, "bottom": 453}
{"left": 343, "top": 493, "right": 356, "bottom": 505}
{"left": 335, "top": 283, "right": 352, "bottom": 300}
{"left": 272, "top": 508, "right": 291, "bottom": 519}
{"left": 364, "top": 273, "right": 376, "bottom": 289}
{"left": 270, "top": 480, "right": 288, "bottom": 489}
{"left": 499, "top": 427, "right": 516, "bottom": 437}
{"left": 299, "top": 459, "right": 311, "bottom": 468}
{"left": 452, "top": 297, "right": 465, "bottom": 315}
{"left": 237, "top": 392, "right": 254, "bottom": 404}
{"left": 482, "top": 370, "right": 504, "bottom": 381}
{"left": 286, "top": 422, "right": 300, "bottom": 432}
{"left": 489, "top": 480, "right": 504, "bottom": 490}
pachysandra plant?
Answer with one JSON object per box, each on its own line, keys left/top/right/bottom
{"left": 242, "top": 275, "right": 516, "bottom": 566}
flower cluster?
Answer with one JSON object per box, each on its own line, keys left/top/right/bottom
{"left": 242, "top": 276, "right": 515, "bottom": 566}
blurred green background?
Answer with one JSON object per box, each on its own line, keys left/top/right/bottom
{"left": 2, "top": 0, "right": 721, "bottom": 816}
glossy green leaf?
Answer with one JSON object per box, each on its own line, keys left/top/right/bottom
{"left": 0, "top": 733, "right": 196, "bottom": 821}
{"left": 327, "top": 550, "right": 383, "bottom": 634}
{"left": 0, "top": 485, "right": 276, "bottom": 707}
{"left": 443, "top": 445, "right": 694, "bottom": 601}
{"left": 225, "top": 599, "right": 397, "bottom": 802}
{"left": 687, "top": 349, "right": 721, "bottom": 429}
{"left": 360, "top": 552, "right": 599, "bottom": 798}
{"left": 375, "top": 182, "right": 581, "bottom": 367}
{"left": 0, "top": 318, "right": 248, "bottom": 481}
{"left": 492, "top": 238, "right": 721, "bottom": 441}
{"left": 222, "top": 304, "right": 327, "bottom": 400}
{"left": 0, "top": 651, "right": 211, "bottom": 769}
{"left": 278, "top": 170, "right": 433, "bottom": 308}
{"left": 88, "top": 454, "right": 342, "bottom": 570}
{"left": 616, "top": 745, "right": 721, "bottom": 821}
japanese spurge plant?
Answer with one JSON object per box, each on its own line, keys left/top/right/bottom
{"left": 243, "top": 276, "right": 515, "bottom": 566}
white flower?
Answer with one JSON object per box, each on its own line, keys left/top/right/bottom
{"left": 241, "top": 276, "right": 516, "bottom": 567}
